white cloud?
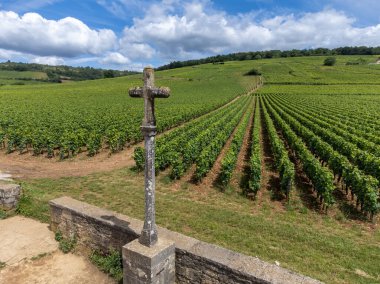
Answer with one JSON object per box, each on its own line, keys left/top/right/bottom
{"left": 101, "top": 52, "right": 130, "bottom": 65}
{"left": 0, "top": 48, "right": 20, "bottom": 60}
{"left": 118, "top": 2, "right": 380, "bottom": 63}
{"left": 31, "top": 56, "right": 65, "bottom": 65}
{"left": 2, "top": 1, "right": 380, "bottom": 69}
{"left": 118, "top": 43, "right": 156, "bottom": 60}
{"left": 0, "top": 11, "right": 117, "bottom": 58}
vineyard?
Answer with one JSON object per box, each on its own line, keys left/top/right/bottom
{"left": 1, "top": 55, "right": 380, "bottom": 283}
{"left": 0, "top": 64, "right": 258, "bottom": 158}
{"left": 130, "top": 56, "right": 380, "bottom": 221}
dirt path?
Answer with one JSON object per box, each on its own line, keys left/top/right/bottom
{"left": 0, "top": 251, "right": 114, "bottom": 284}
{"left": 0, "top": 148, "right": 136, "bottom": 180}
{"left": 0, "top": 92, "right": 252, "bottom": 180}
{"left": 0, "top": 216, "right": 113, "bottom": 284}
{"left": 0, "top": 216, "right": 57, "bottom": 265}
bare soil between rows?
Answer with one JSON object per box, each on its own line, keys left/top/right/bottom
{"left": 0, "top": 148, "right": 136, "bottom": 179}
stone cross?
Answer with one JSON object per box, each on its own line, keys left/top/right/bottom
{"left": 129, "top": 67, "right": 170, "bottom": 247}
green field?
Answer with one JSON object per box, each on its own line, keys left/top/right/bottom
{"left": 257, "top": 55, "right": 380, "bottom": 84}
{"left": 2, "top": 55, "right": 380, "bottom": 283}
{"left": 0, "top": 70, "right": 49, "bottom": 86}
{"left": 0, "top": 70, "right": 47, "bottom": 79}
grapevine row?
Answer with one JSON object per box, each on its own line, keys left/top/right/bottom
{"left": 265, "top": 96, "right": 379, "bottom": 216}
{"left": 157, "top": 97, "right": 247, "bottom": 172}
{"left": 190, "top": 96, "right": 252, "bottom": 181}
{"left": 261, "top": 97, "right": 295, "bottom": 199}
{"left": 247, "top": 97, "right": 261, "bottom": 197}
{"left": 267, "top": 95, "right": 380, "bottom": 183}
{"left": 218, "top": 97, "right": 254, "bottom": 186}
{"left": 295, "top": 95, "right": 380, "bottom": 134}
{"left": 0, "top": 74, "right": 253, "bottom": 159}
{"left": 271, "top": 94, "right": 380, "bottom": 156}
{"left": 262, "top": 97, "right": 335, "bottom": 207}
{"left": 133, "top": 96, "right": 248, "bottom": 171}
{"left": 273, "top": 94, "right": 380, "bottom": 142}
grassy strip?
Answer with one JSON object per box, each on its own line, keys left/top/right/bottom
{"left": 90, "top": 250, "right": 123, "bottom": 283}
{"left": 15, "top": 169, "right": 380, "bottom": 284}
{"left": 0, "top": 261, "right": 5, "bottom": 270}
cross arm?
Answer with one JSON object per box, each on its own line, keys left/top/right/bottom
{"left": 129, "top": 86, "right": 170, "bottom": 98}
{"left": 150, "top": 87, "right": 170, "bottom": 98}
{"left": 129, "top": 87, "right": 144, "bottom": 98}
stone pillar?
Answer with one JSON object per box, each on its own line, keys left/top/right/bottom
{"left": 140, "top": 125, "right": 158, "bottom": 247}
{"left": 0, "top": 184, "right": 21, "bottom": 211}
{"left": 123, "top": 238, "right": 175, "bottom": 284}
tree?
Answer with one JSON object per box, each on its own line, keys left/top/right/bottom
{"left": 245, "top": 68, "right": 262, "bottom": 76}
{"left": 324, "top": 57, "right": 336, "bottom": 66}
{"left": 104, "top": 70, "right": 115, "bottom": 78}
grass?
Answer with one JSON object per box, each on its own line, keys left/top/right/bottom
{"left": 16, "top": 192, "right": 50, "bottom": 223}
{"left": 0, "top": 207, "right": 16, "bottom": 220}
{"left": 17, "top": 166, "right": 380, "bottom": 284}
{"left": 256, "top": 55, "right": 380, "bottom": 84}
{"left": 55, "top": 231, "right": 77, "bottom": 254}
{"left": 31, "top": 252, "right": 49, "bottom": 261}
{"left": 90, "top": 250, "right": 123, "bottom": 283}
{"left": 0, "top": 261, "right": 5, "bottom": 270}
{"left": 0, "top": 70, "right": 47, "bottom": 79}
{"left": 0, "top": 70, "right": 49, "bottom": 86}
{"left": 0, "top": 210, "right": 6, "bottom": 220}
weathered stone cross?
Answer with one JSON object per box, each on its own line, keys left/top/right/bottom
{"left": 129, "top": 67, "right": 170, "bottom": 247}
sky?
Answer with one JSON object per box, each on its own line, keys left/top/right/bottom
{"left": 0, "top": 0, "right": 379, "bottom": 70}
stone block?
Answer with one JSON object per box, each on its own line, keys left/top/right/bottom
{"left": 50, "top": 197, "right": 323, "bottom": 284}
{"left": 123, "top": 238, "right": 175, "bottom": 284}
{"left": 0, "top": 183, "right": 21, "bottom": 211}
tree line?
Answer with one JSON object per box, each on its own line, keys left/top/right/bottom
{"left": 0, "top": 61, "right": 138, "bottom": 82}
{"left": 156, "top": 46, "right": 380, "bottom": 71}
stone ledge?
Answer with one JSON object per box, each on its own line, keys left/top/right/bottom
{"left": 0, "top": 183, "right": 21, "bottom": 210}
{"left": 49, "top": 196, "right": 323, "bottom": 284}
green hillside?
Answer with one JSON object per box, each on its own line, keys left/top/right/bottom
{"left": 2, "top": 55, "right": 380, "bottom": 284}
{"left": 0, "top": 61, "right": 138, "bottom": 86}
{"left": 0, "top": 70, "right": 49, "bottom": 86}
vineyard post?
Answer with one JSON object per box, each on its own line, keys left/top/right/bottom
{"left": 124, "top": 67, "right": 175, "bottom": 284}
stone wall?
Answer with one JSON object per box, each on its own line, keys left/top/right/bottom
{"left": 0, "top": 183, "right": 21, "bottom": 210}
{"left": 49, "top": 197, "right": 322, "bottom": 284}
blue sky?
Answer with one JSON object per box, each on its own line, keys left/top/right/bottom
{"left": 0, "top": 0, "right": 379, "bottom": 70}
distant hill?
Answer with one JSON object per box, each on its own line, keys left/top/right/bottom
{"left": 0, "top": 61, "right": 139, "bottom": 85}
{"left": 157, "top": 46, "right": 380, "bottom": 71}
